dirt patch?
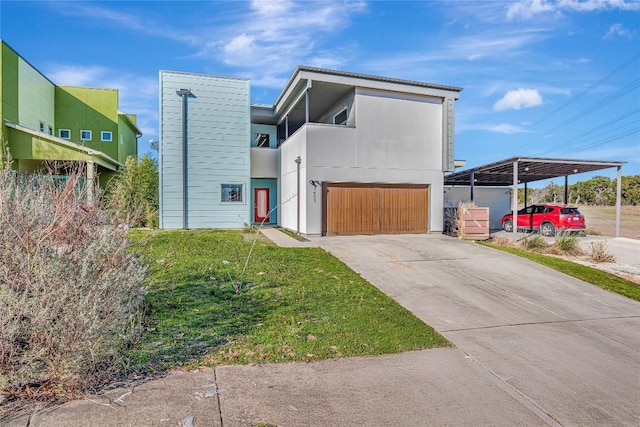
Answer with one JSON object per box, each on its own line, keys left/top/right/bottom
{"left": 579, "top": 205, "right": 640, "bottom": 239}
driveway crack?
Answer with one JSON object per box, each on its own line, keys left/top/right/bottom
{"left": 213, "top": 368, "right": 224, "bottom": 427}
{"left": 442, "top": 315, "right": 640, "bottom": 333}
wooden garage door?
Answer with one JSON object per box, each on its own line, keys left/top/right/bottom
{"left": 323, "top": 183, "right": 429, "bottom": 236}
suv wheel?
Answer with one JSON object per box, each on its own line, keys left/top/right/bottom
{"left": 503, "top": 219, "right": 513, "bottom": 232}
{"left": 540, "top": 222, "right": 556, "bottom": 237}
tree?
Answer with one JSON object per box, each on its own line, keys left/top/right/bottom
{"left": 107, "top": 154, "right": 159, "bottom": 227}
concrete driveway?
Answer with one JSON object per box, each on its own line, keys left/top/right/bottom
{"left": 313, "top": 233, "right": 640, "bottom": 426}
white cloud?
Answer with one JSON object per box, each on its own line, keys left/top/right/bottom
{"left": 493, "top": 88, "right": 544, "bottom": 111}
{"left": 507, "top": 0, "right": 640, "bottom": 21}
{"left": 603, "top": 23, "right": 634, "bottom": 39}
{"left": 490, "top": 123, "right": 529, "bottom": 133}
{"left": 211, "top": 0, "right": 367, "bottom": 80}
{"left": 46, "top": 65, "right": 109, "bottom": 86}
{"left": 507, "top": 0, "right": 556, "bottom": 21}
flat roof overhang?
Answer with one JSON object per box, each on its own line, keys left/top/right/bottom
{"left": 444, "top": 156, "right": 625, "bottom": 187}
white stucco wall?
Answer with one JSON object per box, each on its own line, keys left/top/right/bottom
{"left": 279, "top": 88, "right": 448, "bottom": 235}
{"left": 279, "top": 128, "right": 307, "bottom": 232}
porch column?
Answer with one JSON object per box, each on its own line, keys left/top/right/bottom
{"left": 470, "top": 172, "right": 475, "bottom": 203}
{"left": 305, "top": 88, "right": 310, "bottom": 123}
{"left": 86, "top": 160, "right": 95, "bottom": 203}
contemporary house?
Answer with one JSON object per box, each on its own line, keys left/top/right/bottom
{"left": 159, "top": 66, "right": 462, "bottom": 235}
{"left": 0, "top": 41, "right": 141, "bottom": 188}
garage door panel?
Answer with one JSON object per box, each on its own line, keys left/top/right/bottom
{"left": 325, "top": 184, "right": 428, "bottom": 236}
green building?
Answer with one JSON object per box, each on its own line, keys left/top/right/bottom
{"left": 0, "top": 41, "right": 141, "bottom": 189}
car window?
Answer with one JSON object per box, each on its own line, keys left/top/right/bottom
{"left": 561, "top": 208, "right": 581, "bottom": 214}
{"left": 544, "top": 207, "right": 555, "bottom": 213}
{"left": 533, "top": 206, "right": 545, "bottom": 214}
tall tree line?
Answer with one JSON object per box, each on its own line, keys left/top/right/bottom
{"left": 519, "top": 175, "right": 640, "bottom": 206}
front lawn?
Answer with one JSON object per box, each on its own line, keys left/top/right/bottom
{"left": 128, "top": 230, "right": 447, "bottom": 371}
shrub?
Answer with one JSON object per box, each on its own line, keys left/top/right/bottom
{"left": 520, "top": 235, "right": 548, "bottom": 251}
{"left": 588, "top": 240, "right": 616, "bottom": 263}
{"left": 554, "top": 232, "right": 583, "bottom": 256}
{"left": 0, "top": 162, "right": 147, "bottom": 405}
{"left": 106, "top": 154, "right": 159, "bottom": 228}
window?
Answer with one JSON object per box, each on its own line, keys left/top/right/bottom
{"left": 80, "top": 130, "right": 92, "bottom": 141}
{"left": 333, "top": 108, "right": 348, "bottom": 125}
{"left": 101, "top": 131, "right": 113, "bottom": 142}
{"left": 254, "top": 133, "right": 270, "bottom": 147}
{"left": 59, "top": 129, "right": 71, "bottom": 139}
{"left": 48, "top": 126, "right": 53, "bottom": 135}
{"left": 39, "top": 122, "right": 45, "bottom": 132}
{"left": 221, "top": 184, "right": 243, "bottom": 202}
{"left": 120, "top": 134, "right": 124, "bottom": 145}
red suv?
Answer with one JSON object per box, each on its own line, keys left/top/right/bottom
{"left": 501, "top": 204, "right": 586, "bottom": 236}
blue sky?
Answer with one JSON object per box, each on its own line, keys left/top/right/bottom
{"left": 2, "top": 0, "right": 639, "bottom": 181}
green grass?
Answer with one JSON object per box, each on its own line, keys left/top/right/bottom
{"left": 480, "top": 242, "right": 640, "bottom": 302}
{"left": 127, "top": 230, "right": 447, "bottom": 371}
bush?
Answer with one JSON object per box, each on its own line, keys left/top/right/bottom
{"left": 520, "top": 235, "right": 548, "bottom": 251}
{"left": 588, "top": 240, "right": 616, "bottom": 263}
{"left": 554, "top": 233, "right": 583, "bottom": 256}
{"left": 0, "top": 162, "right": 147, "bottom": 405}
{"left": 106, "top": 154, "right": 159, "bottom": 228}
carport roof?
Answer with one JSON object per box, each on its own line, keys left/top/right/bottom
{"left": 444, "top": 156, "right": 625, "bottom": 187}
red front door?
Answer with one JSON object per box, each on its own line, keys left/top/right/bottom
{"left": 254, "top": 188, "right": 270, "bottom": 223}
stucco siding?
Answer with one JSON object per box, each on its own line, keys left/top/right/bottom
{"left": 18, "top": 58, "right": 55, "bottom": 133}
{"left": 160, "top": 71, "right": 250, "bottom": 229}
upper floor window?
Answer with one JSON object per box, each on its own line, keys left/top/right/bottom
{"left": 101, "top": 131, "right": 113, "bottom": 142}
{"left": 48, "top": 126, "right": 53, "bottom": 135}
{"left": 80, "top": 130, "right": 92, "bottom": 141}
{"left": 39, "top": 122, "right": 45, "bottom": 132}
{"left": 59, "top": 129, "right": 71, "bottom": 140}
{"left": 254, "top": 133, "right": 270, "bottom": 148}
{"left": 333, "top": 108, "right": 348, "bottom": 125}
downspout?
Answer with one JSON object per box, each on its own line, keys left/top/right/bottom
{"left": 295, "top": 156, "right": 301, "bottom": 234}
{"left": 176, "top": 89, "right": 193, "bottom": 229}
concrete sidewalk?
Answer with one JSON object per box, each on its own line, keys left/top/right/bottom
{"left": 4, "top": 349, "right": 545, "bottom": 427}
{"left": 259, "top": 226, "right": 318, "bottom": 248}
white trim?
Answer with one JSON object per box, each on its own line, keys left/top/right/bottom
{"left": 59, "top": 128, "right": 71, "bottom": 139}
{"left": 101, "top": 130, "right": 113, "bottom": 142}
{"left": 80, "top": 130, "right": 92, "bottom": 141}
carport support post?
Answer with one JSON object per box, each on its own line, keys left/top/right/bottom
{"left": 564, "top": 175, "right": 569, "bottom": 204}
{"left": 470, "top": 172, "right": 475, "bottom": 202}
{"left": 615, "top": 166, "right": 622, "bottom": 237}
{"left": 524, "top": 183, "right": 528, "bottom": 207}
{"left": 512, "top": 161, "right": 518, "bottom": 242}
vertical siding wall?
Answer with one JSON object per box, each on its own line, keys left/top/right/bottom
{"left": 160, "top": 71, "right": 250, "bottom": 229}
{"left": 18, "top": 58, "right": 55, "bottom": 132}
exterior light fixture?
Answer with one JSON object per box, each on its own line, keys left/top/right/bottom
{"left": 573, "top": 169, "right": 578, "bottom": 173}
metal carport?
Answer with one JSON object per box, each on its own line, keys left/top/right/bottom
{"left": 444, "top": 156, "right": 626, "bottom": 240}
